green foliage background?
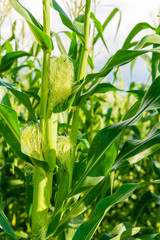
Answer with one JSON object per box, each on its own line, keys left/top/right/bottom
{"left": 0, "top": 0, "right": 160, "bottom": 239}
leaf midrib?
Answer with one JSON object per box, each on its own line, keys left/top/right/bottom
{"left": 0, "top": 111, "right": 20, "bottom": 143}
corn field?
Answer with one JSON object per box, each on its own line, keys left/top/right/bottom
{"left": 0, "top": 0, "right": 160, "bottom": 239}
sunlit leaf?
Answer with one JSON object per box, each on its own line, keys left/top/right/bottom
{"left": 93, "top": 8, "right": 121, "bottom": 45}
{"left": 90, "top": 13, "right": 109, "bottom": 52}
{"left": 73, "top": 181, "right": 160, "bottom": 240}
{"left": 50, "top": 0, "right": 85, "bottom": 45}
{"left": 113, "top": 123, "right": 160, "bottom": 169}
{"left": 122, "top": 22, "right": 155, "bottom": 49}
{"left": 10, "top": 0, "right": 53, "bottom": 50}
{"left": 0, "top": 51, "right": 31, "bottom": 73}
{"left": 0, "top": 104, "right": 30, "bottom": 162}
{"left": 71, "top": 76, "right": 160, "bottom": 196}
{"left": 0, "top": 80, "right": 37, "bottom": 121}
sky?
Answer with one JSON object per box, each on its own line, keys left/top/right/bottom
{"left": 4, "top": 0, "right": 160, "bottom": 45}
{"left": 2, "top": 0, "right": 160, "bottom": 88}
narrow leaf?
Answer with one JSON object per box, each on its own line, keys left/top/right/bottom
{"left": 73, "top": 181, "right": 160, "bottom": 240}
{"left": 85, "top": 49, "right": 159, "bottom": 86}
{"left": 53, "top": 33, "right": 67, "bottom": 55}
{"left": 47, "top": 177, "right": 107, "bottom": 238}
{"left": 90, "top": 13, "right": 109, "bottom": 52}
{"left": 71, "top": 76, "right": 160, "bottom": 196}
{"left": 113, "top": 123, "right": 160, "bottom": 169}
{"left": 93, "top": 8, "right": 121, "bottom": 45}
{"left": 50, "top": 0, "right": 85, "bottom": 45}
{"left": 72, "top": 144, "right": 117, "bottom": 195}
{"left": 122, "top": 22, "right": 155, "bottom": 49}
{"left": 10, "top": 0, "right": 53, "bottom": 50}
{"left": 0, "top": 104, "right": 30, "bottom": 162}
{"left": 0, "top": 80, "right": 37, "bottom": 122}
{"left": 105, "top": 227, "right": 160, "bottom": 240}
{"left": 0, "top": 51, "right": 31, "bottom": 73}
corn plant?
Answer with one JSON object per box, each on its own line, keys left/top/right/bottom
{"left": 1, "top": 0, "right": 160, "bottom": 239}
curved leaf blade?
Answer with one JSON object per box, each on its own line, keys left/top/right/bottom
{"left": 0, "top": 104, "right": 30, "bottom": 162}
{"left": 52, "top": 33, "right": 67, "bottom": 55}
{"left": 76, "top": 82, "right": 144, "bottom": 106}
{"left": 70, "top": 76, "right": 160, "bottom": 196}
{"left": 0, "top": 104, "right": 48, "bottom": 171}
{"left": 103, "top": 227, "right": 160, "bottom": 240}
{"left": 122, "top": 22, "right": 155, "bottom": 49}
{"left": 90, "top": 13, "right": 109, "bottom": 52}
{"left": 134, "top": 34, "right": 160, "bottom": 50}
{"left": 0, "top": 51, "right": 31, "bottom": 73}
{"left": 76, "top": 82, "right": 121, "bottom": 106}
{"left": 10, "top": 0, "right": 53, "bottom": 50}
{"left": 84, "top": 43, "right": 160, "bottom": 86}
{"left": 50, "top": 0, "right": 85, "bottom": 45}
{"left": 72, "top": 144, "right": 117, "bottom": 195}
{"left": 47, "top": 177, "right": 107, "bottom": 238}
{"left": 73, "top": 181, "right": 160, "bottom": 240}
{"left": 0, "top": 80, "right": 37, "bottom": 122}
{"left": 88, "top": 76, "right": 160, "bottom": 165}
{"left": 113, "top": 123, "right": 160, "bottom": 169}
{"left": 93, "top": 8, "right": 121, "bottom": 45}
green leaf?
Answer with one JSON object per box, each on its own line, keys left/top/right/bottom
{"left": 50, "top": 0, "right": 85, "bottom": 45}
{"left": 93, "top": 83, "right": 121, "bottom": 94}
{"left": 75, "top": 79, "right": 103, "bottom": 106}
{"left": 122, "top": 22, "right": 155, "bottom": 49}
{"left": 90, "top": 13, "right": 109, "bottom": 52}
{"left": 15, "top": 231, "right": 29, "bottom": 239}
{"left": 0, "top": 193, "right": 18, "bottom": 239}
{"left": 0, "top": 80, "right": 37, "bottom": 122}
{"left": 1, "top": 34, "right": 15, "bottom": 54}
{"left": 76, "top": 82, "right": 122, "bottom": 106}
{"left": 74, "top": 16, "right": 84, "bottom": 35}
{"left": 113, "top": 123, "right": 160, "bottom": 169}
{"left": 152, "top": 160, "right": 160, "bottom": 177}
{"left": 71, "top": 76, "right": 160, "bottom": 196}
{"left": 101, "top": 227, "right": 160, "bottom": 240}
{"left": 87, "top": 55, "right": 94, "bottom": 70}
{"left": 72, "top": 181, "right": 160, "bottom": 240}
{"left": 0, "top": 104, "right": 48, "bottom": 172}
{"left": 0, "top": 51, "right": 31, "bottom": 73}
{"left": 151, "top": 25, "right": 160, "bottom": 81}
{"left": 10, "top": 0, "right": 53, "bottom": 50}
{"left": 110, "top": 222, "right": 133, "bottom": 235}
{"left": 5, "top": 41, "right": 13, "bottom": 53}
{"left": 72, "top": 144, "right": 117, "bottom": 195}
{"left": 0, "top": 104, "right": 30, "bottom": 162}
{"left": 76, "top": 82, "right": 144, "bottom": 106}
{"left": 134, "top": 34, "right": 160, "bottom": 50}
{"left": 88, "top": 76, "right": 160, "bottom": 165}
{"left": 47, "top": 177, "right": 107, "bottom": 238}
{"left": 93, "top": 8, "right": 121, "bottom": 45}
{"left": 68, "top": 32, "right": 77, "bottom": 60}
{"left": 122, "top": 100, "right": 142, "bottom": 121}
{"left": 127, "top": 89, "right": 145, "bottom": 99}
{"left": 65, "top": 216, "right": 83, "bottom": 240}
{"left": 52, "top": 33, "right": 67, "bottom": 55}
{"left": 101, "top": 222, "right": 160, "bottom": 239}
{"left": 0, "top": 87, "right": 11, "bottom": 107}
{"left": 84, "top": 41, "right": 160, "bottom": 86}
